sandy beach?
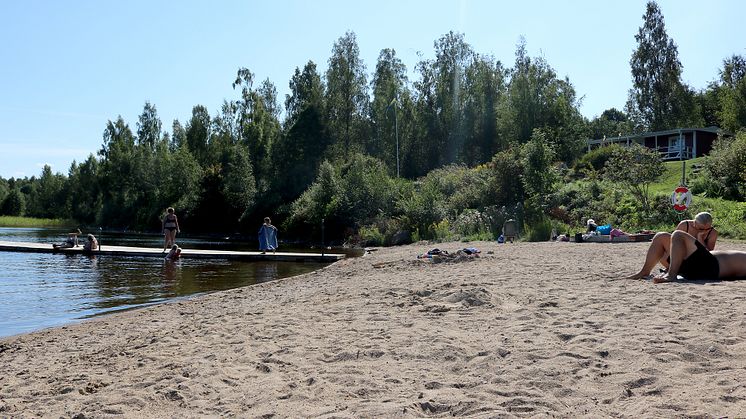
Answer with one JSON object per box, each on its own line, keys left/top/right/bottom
{"left": 1, "top": 240, "right": 746, "bottom": 417}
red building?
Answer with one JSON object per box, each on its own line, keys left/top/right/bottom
{"left": 587, "top": 127, "right": 729, "bottom": 160}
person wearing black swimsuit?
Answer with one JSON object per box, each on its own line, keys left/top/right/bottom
{"left": 636, "top": 229, "right": 746, "bottom": 283}
{"left": 162, "top": 207, "right": 180, "bottom": 252}
{"left": 627, "top": 212, "right": 718, "bottom": 279}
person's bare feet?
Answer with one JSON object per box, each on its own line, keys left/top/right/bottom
{"left": 652, "top": 274, "right": 672, "bottom": 283}
{"left": 626, "top": 271, "right": 650, "bottom": 280}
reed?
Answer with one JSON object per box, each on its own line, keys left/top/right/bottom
{"left": 0, "top": 216, "right": 76, "bottom": 228}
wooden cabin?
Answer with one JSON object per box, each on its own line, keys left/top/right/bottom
{"left": 587, "top": 127, "right": 728, "bottom": 160}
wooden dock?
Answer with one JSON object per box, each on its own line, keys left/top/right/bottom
{"left": 0, "top": 241, "right": 345, "bottom": 263}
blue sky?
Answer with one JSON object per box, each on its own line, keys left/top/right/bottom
{"left": 1, "top": 0, "right": 744, "bottom": 179}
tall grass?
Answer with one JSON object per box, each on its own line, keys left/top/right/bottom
{"left": 0, "top": 216, "right": 77, "bottom": 228}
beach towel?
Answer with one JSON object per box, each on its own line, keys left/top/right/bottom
{"left": 258, "top": 225, "right": 278, "bottom": 251}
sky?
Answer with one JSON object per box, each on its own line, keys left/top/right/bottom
{"left": 1, "top": 0, "right": 745, "bottom": 179}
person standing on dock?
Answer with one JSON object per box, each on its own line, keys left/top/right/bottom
{"left": 258, "top": 217, "right": 278, "bottom": 254}
{"left": 162, "top": 207, "right": 180, "bottom": 252}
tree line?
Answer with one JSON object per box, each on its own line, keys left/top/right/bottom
{"left": 1, "top": 1, "right": 744, "bottom": 242}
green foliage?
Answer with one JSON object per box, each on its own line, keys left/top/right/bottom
{"left": 1, "top": 189, "right": 25, "bottom": 216}
{"left": 573, "top": 144, "right": 624, "bottom": 176}
{"left": 626, "top": 1, "right": 701, "bottom": 131}
{"left": 397, "top": 177, "right": 445, "bottom": 239}
{"left": 692, "top": 131, "right": 746, "bottom": 201}
{"left": 521, "top": 130, "right": 558, "bottom": 222}
{"left": 451, "top": 208, "right": 494, "bottom": 240}
{"left": 287, "top": 154, "right": 402, "bottom": 240}
{"left": 5, "top": 26, "right": 744, "bottom": 244}
{"left": 603, "top": 143, "right": 663, "bottom": 212}
{"left": 325, "top": 31, "right": 369, "bottom": 156}
{"left": 358, "top": 224, "right": 385, "bottom": 247}
{"left": 497, "top": 38, "right": 587, "bottom": 163}
{"left": 525, "top": 217, "right": 553, "bottom": 242}
{"left": 488, "top": 147, "right": 525, "bottom": 207}
{"left": 588, "top": 108, "right": 634, "bottom": 140}
{"left": 0, "top": 216, "right": 75, "bottom": 228}
{"left": 717, "top": 55, "right": 746, "bottom": 132}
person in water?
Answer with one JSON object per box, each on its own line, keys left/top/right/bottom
{"left": 628, "top": 229, "right": 746, "bottom": 283}
{"left": 162, "top": 207, "right": 180, "bottom": 252}
{"left": 258, "top": 217, "right": 278, "bottom": 254}
{"left": 165, "top": 244, "right": 181, "bottom": 260}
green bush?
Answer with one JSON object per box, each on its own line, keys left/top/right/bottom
{"left": 573, "top": 144, "right": 623, "bottom": 175}
{"left": 693, "top": 131, "right": 746, "bottom": 201}
{"left": 358, "top": 225, "right": 385, "bottom": 247}
{"left": 452, "top": 209, "right": 493, "bottom": 239}
{"left": 526, "top": 218, "right": 553, "bottom": 242}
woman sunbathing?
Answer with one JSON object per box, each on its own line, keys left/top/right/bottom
{"left": 628, "top": 230, "right": 746, "bottom": 283}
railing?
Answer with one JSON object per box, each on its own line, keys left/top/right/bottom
{"left": 656, "top": 146, "right": 691, "bottom": 161}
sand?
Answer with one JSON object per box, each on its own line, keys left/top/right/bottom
{"left": 1, "top": 240, "right": 746, "bottom": 417}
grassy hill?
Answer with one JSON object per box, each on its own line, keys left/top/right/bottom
{"left": 650, "top": 159, "right": 746, "bottom": 240}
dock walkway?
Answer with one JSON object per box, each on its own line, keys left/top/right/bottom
{"left": 0, "top": 241, "right": 344, "bottom": 263}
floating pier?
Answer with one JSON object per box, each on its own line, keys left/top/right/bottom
{"left": 0, "top": 241, "right": 345, "bottom": 263}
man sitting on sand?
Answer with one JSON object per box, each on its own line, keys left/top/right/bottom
{"left": 628, "top": 229, "right": 746, "bottom": 283}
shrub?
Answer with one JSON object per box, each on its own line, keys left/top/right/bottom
{"left": 526, "top": 217, "right": 553, "bottom": 242}
{"left": 693, "top": 131, "right": 746, "bottom": 201}
{"left": 358, "top": 225, "right": 384, "bottom": 247}
{"left": 573, "top": 144, "right": 624, "bottom": 175}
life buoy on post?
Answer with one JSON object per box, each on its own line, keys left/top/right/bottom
{"left": 671, "top": 186, "right": 692, "bottom": 212}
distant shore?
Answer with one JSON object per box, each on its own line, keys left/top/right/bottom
{"left": 1, "top": 240, "right": 745, "bottom": 417}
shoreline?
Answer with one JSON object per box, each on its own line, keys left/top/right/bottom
{"left": 2, "top": 240, "right": 746, "bottom": 417}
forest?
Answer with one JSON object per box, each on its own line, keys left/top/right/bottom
{"left": 1, "top": 1, "right": 745, "bottom": 244}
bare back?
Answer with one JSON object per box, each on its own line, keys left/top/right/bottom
{"left": 713, "top": 251, "right": 746, "bottom": 278}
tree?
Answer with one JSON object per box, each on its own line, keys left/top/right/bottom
{"left": 1, "top": 188, "right": 25, "bottom": 216}
{"left": 521, "top": 130, "right": 558, "bottom": 222}
{"left": 29, "top": 165, "right": 66, "bottom": 218}
{"left": 185, "top": 105, "right": 212, "bottom": 166}
{"left": 325, "top": 31, "right": 369, "bottom": 156}
{"left": 171, "top": 119, "right": 186, "bottom": 151}
{"left": 98, "top": 116, "right": 138, "bottom": 226}
{"left": 717, "top": 54, "right": 746, "bottom": 132}
{"left": 588, "top": 108, "right": 634, "bottom": 140}
{"left": 626, "top": 1, "right": 699, "bottom": 131}
{"left": 271, "top": 61, "right": 330, "bottom": 204}
{"left": 136, "top": 101, "right": 162, "bottom": 149}
{"left": 233, "top": 68, "right": 281, "bottom": 192}
{"left": 462, "top": 54, "right": 505, "bottom": 165}
{"left": 67, "top": 155, "right": 102, "bottom": 224}
{"left": 603, "top": 143, "right": 663, "bottom": 213}
{"left": 497, "top": 38, "right": 587, "bottom": 163}
{"left": 370, "top": 48, "right": 409, "bottom": 173}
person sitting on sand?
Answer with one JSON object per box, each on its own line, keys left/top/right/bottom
{"left": 625, "top": 212, "right": 718, "bottom": 272}
{"left": 52, "top": 228, "right": 82, "bottom": 249}
{"left": 627, "top": 229, "right": 746, "bottom": 283}
{"left": 83, "top": 234, "right": 98, "bottom": 252}
{"left": 165, "top": 244, "right": 181, "bottom": 260}
{"left": 675, "top": 212, "right": 718, "bottom": 250}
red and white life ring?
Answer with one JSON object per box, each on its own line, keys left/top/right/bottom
{"left": 671, "top": 186, "right": 692, "bottom": 212}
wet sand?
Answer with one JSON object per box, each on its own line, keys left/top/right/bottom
{"left": 1, "top": 240, "right": 745, "bottom": 417}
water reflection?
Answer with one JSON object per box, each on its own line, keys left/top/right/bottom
{"left": 0, "top": 227, "right": 337, "bottom": 337}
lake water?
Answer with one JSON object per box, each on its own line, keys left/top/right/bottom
{"left": 0, "top": 227, "right": 342, "bottom": 338}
